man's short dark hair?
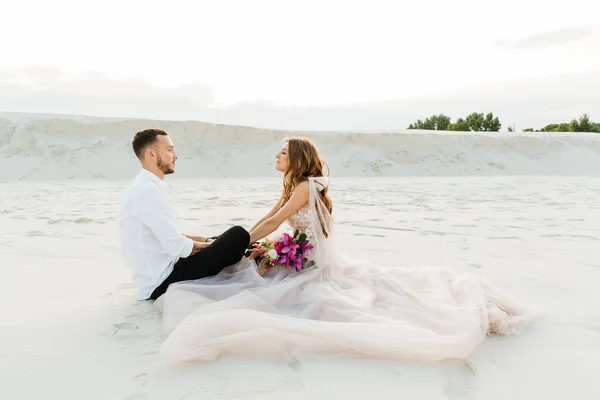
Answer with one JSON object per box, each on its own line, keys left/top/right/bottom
{"left": 132, "top": 129, "right": 168, "bottom": 159}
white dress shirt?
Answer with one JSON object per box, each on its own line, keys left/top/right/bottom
{"left": 117, "top": 168, "right": 194, "bottom": 300}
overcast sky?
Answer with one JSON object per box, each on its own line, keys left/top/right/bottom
{"left": 1, "top": 0, "right": 598, "bottom": 131}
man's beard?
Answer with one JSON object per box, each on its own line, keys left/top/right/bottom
{"left": 157, "top": 155, "right": 174, "bottom": 174}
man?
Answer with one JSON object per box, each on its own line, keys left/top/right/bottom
{"left": 117, "top": 128, "right": 250, "bottom": 301}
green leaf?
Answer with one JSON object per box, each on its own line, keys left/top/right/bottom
{"left": 299, "top": 233, "right": 307, "bottom": 243}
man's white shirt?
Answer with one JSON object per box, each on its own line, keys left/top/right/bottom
{"left": 118, "top": 168, "right": 194, "bottom": 300}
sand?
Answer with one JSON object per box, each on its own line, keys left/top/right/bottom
{"left": 1, "top": 111, "right": 600, "bottom": 181}
{"left": 1, "top": 112, "right": 599, "bottom": 399}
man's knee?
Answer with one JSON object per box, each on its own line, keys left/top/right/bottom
{"left": 229, "top": 225, "right": 250, "bottom": 244}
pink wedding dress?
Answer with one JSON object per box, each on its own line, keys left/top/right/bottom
{"left": 157, "top": 177, "right": 537, "bottom": 363}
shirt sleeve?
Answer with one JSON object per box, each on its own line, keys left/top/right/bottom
{"left": 135, "top": 186, "right": 194, "bottom": 259}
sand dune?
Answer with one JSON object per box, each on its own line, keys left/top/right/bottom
{"left": 1, "top": 111, "right": 599, "bottom": 181}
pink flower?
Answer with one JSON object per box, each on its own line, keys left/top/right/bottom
{"left": 274, "top": 240, "right": 284, "bottom": 254}
{"left": 282, "top": 233, "right": 293, "bottom": 247}
{"left": 266, "top": 230, "right": 316, "bottom": 272}
{"left": 281, "top": 243, "right": 299, "bottom": 254}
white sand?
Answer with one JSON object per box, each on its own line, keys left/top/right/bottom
{"left": 2, "top": 111, "right": 600, "bottom": 181}
{"left": 1, "top": 112, "right": 599, "bottom": 399}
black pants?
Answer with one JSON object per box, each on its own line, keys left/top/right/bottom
{"left": 149, "top": 225, "right": 250, "bottom": 299}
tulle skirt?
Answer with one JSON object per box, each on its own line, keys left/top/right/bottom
{"left": 156, "top": 251, "right": 537, "bottom": 364}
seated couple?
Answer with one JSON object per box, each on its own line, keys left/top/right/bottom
{"left": 117, "top": 128, "right": 536, "bottom": 364}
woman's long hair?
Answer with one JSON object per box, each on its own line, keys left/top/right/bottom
{"left": 280, "top": 137, "right": 333, "bottom": 237}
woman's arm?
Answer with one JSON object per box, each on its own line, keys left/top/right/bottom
{"left": 249, "top": 182, "right": 309, "bottom": 243}
{"left": 248, "top": 194, "right": 284, "bottom": 232}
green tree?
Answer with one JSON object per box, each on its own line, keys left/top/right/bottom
{"left": 541, "top": 123, "right": 559, "bottom": 132}
{"left": 571, "top": 113, "right": 596, "bottom": 132}
{"left": 446, "top": 112, "right": 501, "bottom": 132}
{"left": 431, "top": 114, "right": 451, "bottom": 130}
{"left": 465, "top": 112, "right": 485, "bottom": 131}
{"left": 541, "top": 123, "right": 571, "bottom": 132}
{"left": 409, "top": 112, "right": 599, "bottom": 133}
{"left": 540, "top": 114, "right": 599, "bottom": 133}
{"left": 448, "top": 118, "right": 470, "bottom": 131}
{"left": 408, "top": 114, "right": 451, "bottom": 130}
{"left": 482, "top": 112, "right": 501, "bottom": 131}
{"left": 557, "top": 123, "right": 571, "bottom": 132}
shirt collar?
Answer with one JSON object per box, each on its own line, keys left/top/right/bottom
{"left": 139, "top": 168, "right": 168, "bottom": 189}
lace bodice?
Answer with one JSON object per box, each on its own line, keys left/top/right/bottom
{"left": 286, "top": 205, "right": 315, "bottom": 239}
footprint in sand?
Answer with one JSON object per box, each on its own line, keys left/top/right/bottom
{"left": 132, "top": 373, "right": 147, "bottom": 387}
{"left": 111, "top": 312, "right": 147, "bottom": 333}
{"left": 124, "top": 313, "right": 152, "bottom": 322}
{"left": 113, "top": 321, "right": 139, "bottom": 334}
{"left": 124, "top": 375, "right": 154, "bottom": 400}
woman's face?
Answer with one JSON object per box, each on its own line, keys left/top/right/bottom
{"left": 275, "top": 142, "right": 289, "bottom": 173}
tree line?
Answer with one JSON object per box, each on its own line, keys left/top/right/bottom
{"left": 521, "top": 113, "right": 599, "bottom": 133}
{"left": 408, "top": 112, "right": 501, "bottom": 132}
{"left": 407, "top": 112, "right": 599, "bottom": 133}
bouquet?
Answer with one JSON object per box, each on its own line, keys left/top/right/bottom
{"left": 244, "top": 230, "right": 316, "bottom": 276}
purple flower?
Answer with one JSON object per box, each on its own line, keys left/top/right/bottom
{"left": 299, "top": 242, "right": 313, "bottom": 253}
{"left": 274, "top": 243, "right": 283, "bottom": 254}
{"left": 282, "top": 233, "right": 292, "bottom": 247}
{"left": 270, "top": 231, "right": 316, "bottom": 272}
{"left": 281, "top": 243, "right": 299, "bottom": 254}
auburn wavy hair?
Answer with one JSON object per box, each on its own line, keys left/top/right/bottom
{"left": 280, "top": 137, "right": 333, "bottom": 236}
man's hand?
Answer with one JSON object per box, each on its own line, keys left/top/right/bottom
{"left": 184, "top": 233, "right": 212, "bottom": 243}
{"left": 189, "top": 240, "right": 211, "bottom": 256}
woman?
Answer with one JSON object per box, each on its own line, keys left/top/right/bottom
{"left": 158, "top": 137, "right": 537, "bottom": 364}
